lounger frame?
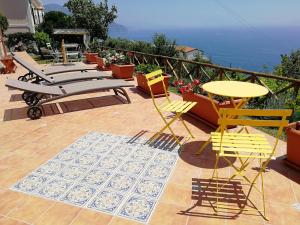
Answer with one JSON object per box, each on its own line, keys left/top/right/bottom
{"left": 6, "top": 79, "right": 133, "bottom": 119}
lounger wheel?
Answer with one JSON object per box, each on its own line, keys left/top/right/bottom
{"left": 18, "top": 76, "right": 27, "bottom": 81}
{"left": 24, "top": 94, "right": 40, "bottom": 106}
{"left": 22, "top": 91, "right": 32, "bottom": 101}
{"left": 27, "top": 107, "right": 42, "bottom": 120}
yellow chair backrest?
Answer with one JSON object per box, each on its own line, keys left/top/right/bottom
{"left": 218, "top": 109, "right": 292, "bottom": 128}
{"left": 145, "top": 69, "right": 170, "bottom": 102}
{"left": 218, "top": 108, "right": 292, "bottom": 152}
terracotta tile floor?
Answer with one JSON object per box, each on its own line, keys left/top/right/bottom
{"left": 0, "top": 52, "right": 299, "bottom": 224}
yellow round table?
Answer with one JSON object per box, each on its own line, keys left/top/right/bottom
{"left": 196, "top": 80, "right": 269, "bottom": 154}
{"left": 202, "top": 81, "right": 269, "bottom": 98}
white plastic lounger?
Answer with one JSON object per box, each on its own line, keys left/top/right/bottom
{"left": 12, "top": 53, "right": 110, "bottom": 85}
{"left": 6, "top": 79, "right": 134, "bottom": 120}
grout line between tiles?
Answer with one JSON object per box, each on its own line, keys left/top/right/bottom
{"left": 67, "top": 208, "right": 84, "bottom": 225}
{"left": 0, "top": 213, "right": 33, "bottom": 225}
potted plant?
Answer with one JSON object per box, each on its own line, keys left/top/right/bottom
{"left": 284, "top": 97, "right": 300, "bottom": 168}
{"left": 85, "top": 41, "right": 100, "bottom": 64}
{"left": 174, "top": 79, "right": 241, "bottom": 128}
{"left": 0, "top": 13, "right": 16, "bottom": 74}
{"left": 107, "top": 51, "right": 135, "bottom": 80}
{"left": 135, "top": 64, "right": 171, "bottom": 97}
{"left": 85, "top": 52, "right": 98, "bottom": 64}
{"left": 95, "top": 50, "right": 111, "bottom": 71}
{"left": 285, "top": 122, "right": 300, "bottom": 168}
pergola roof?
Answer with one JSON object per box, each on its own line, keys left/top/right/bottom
{"left": 53, "top": 29, "right": 90, "bottom": 35}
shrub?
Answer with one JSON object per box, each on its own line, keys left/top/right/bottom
{"left": 104, "top": 37, "right": 132, "bottom": 49}
{"left": 104, "top": 35, "right": 178, "bottom": 57}
{"left": 152, "top": 33, "right": 177, "bottom": 57}
{"left": 135, "top": 64, "right": 160, "bottom": 74}
{"left": 130, "top": 41, "right": 152, "bottom": 53}
{"left": 88, "top": 40, "right": 102, "bottom": 53}
{"left": 275, "top": 49, "right": 300, "bottom": 79}
{"left": 7, "top": 32, "right": 35, "bottom": 50}
{"left": 34, "top": 31, "right": 50, "bottom": 47}
{"left": 34, "top": 31, "right": 51, "bottom": 58}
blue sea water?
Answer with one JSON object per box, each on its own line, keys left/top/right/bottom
{"left": 109, "top": 26, "right": 300, "bottom": 72}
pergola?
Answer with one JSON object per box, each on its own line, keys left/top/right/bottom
{"left": 53, "top": 29, "right": 91, "bottom": 48}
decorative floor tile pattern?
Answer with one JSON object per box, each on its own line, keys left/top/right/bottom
{"left": 11, "top": 132, "right": 180, "bottom": 223}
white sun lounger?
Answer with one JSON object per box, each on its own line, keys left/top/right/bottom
{"left": 6, "top": 79, "right": 134, "bottom": 119}
{"left": 12, "top": 53, "right": 110, "bottom": 85}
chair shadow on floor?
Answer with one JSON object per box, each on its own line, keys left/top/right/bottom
{"left": 182, "top": 114, "right": 215, "bottom": 135}
{"left": 178, "top": 178, "right": 261, "bottom": 220}
{"left": 3, "top": 95, "right": 125, "bottom": 121}
{"left": 180, "top": 140, "right": 236, "bottom": 169}
{"left": 127, "top": 130, "right": 184, "bottom": 152}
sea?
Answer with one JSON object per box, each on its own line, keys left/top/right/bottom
{"left": 109, "top": 26, "right": 300, "bottom": 72}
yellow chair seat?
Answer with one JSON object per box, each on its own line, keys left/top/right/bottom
{"left": 211, "top": 132, "right": 272, "bottom": 159}
{"left": 160, "top": 100, "right": 197, "bottom": 113}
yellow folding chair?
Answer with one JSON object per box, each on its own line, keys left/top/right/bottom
{"left": 145, "top": 70, "right": 197, "bottom": 146}
{"left": 211, "top": 108, "right": 292, "bottom": 220}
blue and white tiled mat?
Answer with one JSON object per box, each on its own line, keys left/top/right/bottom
{"left": 10, "top": 132, "right": 180, "bottom": 223}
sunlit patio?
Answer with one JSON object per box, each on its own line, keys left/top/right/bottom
{"left": 0, "top": 52, "right": 299, "bottom": 225}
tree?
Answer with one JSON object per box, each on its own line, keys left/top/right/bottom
{"left": 0, "top": 13, "right": 8, "bottom": 32}
{"left": 34, "top": 31, "right": 50, "bottom": 59}
{"left": 152, "top": 33, "right": 177, "bottom": 57}
{"left": 65, "top": 0, "right": 117, "bottom": 40}
{"left": 193, "top": 52, "right": 211, "bottom": 64}
{"left": 275, "top": 49, "right": 300, "bottom": 79}
{"left": 38, "top": 11, "right": 73, "bottom": 36}
{"left": 0, "top": 13, "right": 9, "bottom": 57}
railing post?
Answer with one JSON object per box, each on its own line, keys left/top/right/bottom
{"left": 219, "top": 70, "right": 224, "bottom": 80}
{"left": 163, "top": 57, "right": 167, "bottom": 75}
{"left": 179, "top": 60, "right": 183, "bottom": 79}
{"left": 294, "top": 83, "right": 299, "bottom": 99}
{"left": 195, "top": 65, "right": 200, "bottom": 80}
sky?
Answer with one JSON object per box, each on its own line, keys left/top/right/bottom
{"left": 42, "top": 0, "right": 300, "bottom": 29}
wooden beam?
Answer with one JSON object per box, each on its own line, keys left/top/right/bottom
{"left": 166, "top": 59, "right": 179, "bottom": 80}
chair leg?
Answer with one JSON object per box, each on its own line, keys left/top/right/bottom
{"left": 195, "top": 126, "right": 222, "bottom": 155}
{"left": 260, "top": 159, "right": 267, "bottom": 219}
{"left": 148, "top": 113, "right": 183, "bottom": 146}
{"left": 240, "top": 158, "right": 270, "bottom": 221}
{"left": 178, "top": 114, "right": 195, "bottom": 138}
{"left": 212, "top": 154, "right": 220, "bottom": 213}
